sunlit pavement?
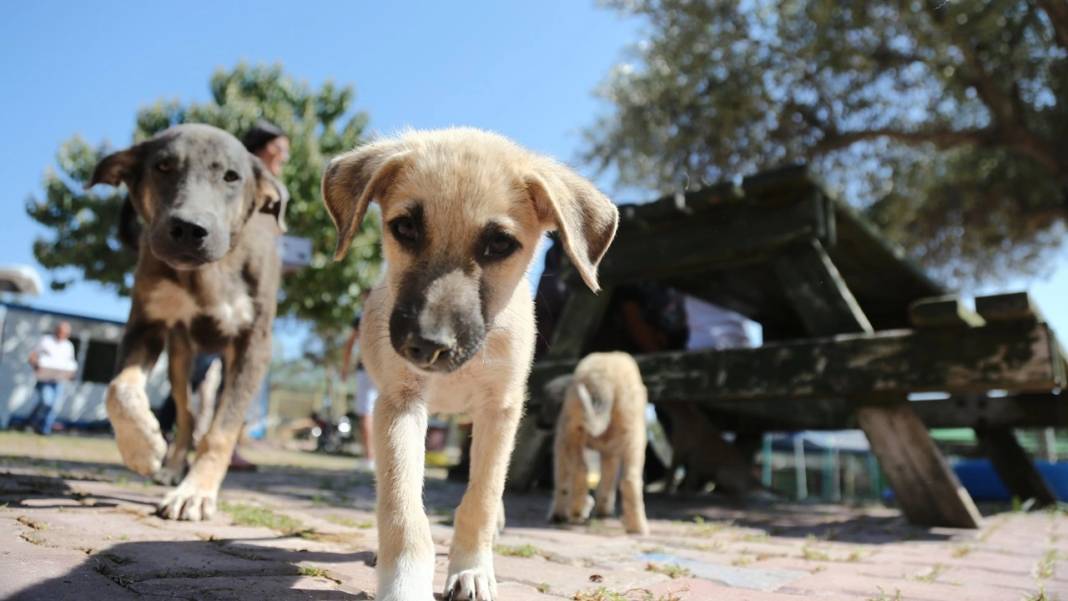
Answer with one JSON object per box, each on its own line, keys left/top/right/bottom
{"left": 0, "top": 431, "right": 1064, "bottom": 600}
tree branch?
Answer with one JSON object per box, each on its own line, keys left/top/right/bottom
{"left": 1037, "top": 0, "right": 1068, "bottom": 51}
{"left": 813, "top": 127, "right": 996, "bottom": 154}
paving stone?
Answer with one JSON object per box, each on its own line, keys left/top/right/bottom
{"left": 3, "top": 435, "right": 1065, "bottom": 601}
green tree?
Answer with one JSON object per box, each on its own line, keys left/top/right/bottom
{"left": 586, "top": 0, "right": 1068, "bottom": 285}
{"left": 26, "top": 63, "right": 379, "bottom": 332}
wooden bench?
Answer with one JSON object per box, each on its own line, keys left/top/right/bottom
{"left": 514, "top": 165, "right": 1068, "bottom": 529}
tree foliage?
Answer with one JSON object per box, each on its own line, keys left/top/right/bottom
{"left": 26, "top": 64, "right": 378, "bottom": 332}
{"left": 586, "top": 0, "right": 1068, "bottom": 285}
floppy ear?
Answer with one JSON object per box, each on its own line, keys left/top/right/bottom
{"left": 88, "top": 146, "right": 141, "bottom": 189}
{"left": 526, "top": 160, "right": 619, "bottom": 292}
{"left": 252, "top": 155, "right": 290, "bottom": 232}
{"left": 321, "top": 140, "right": 408, "bottom": 260}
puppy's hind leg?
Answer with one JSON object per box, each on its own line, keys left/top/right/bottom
{"left": 620, "top": 430, "right": 650, "bottom": 535}
{"left": 593, "top": 452, "right": 621, "bottom": 519}
{"left": 156, "top": 328, "right": 194, "bottom": 486}
{"left": 107, "top": 318, "right": 168, "bottom": 478}
{"left": 373, "top": 392, "right": 435, "bottom": 601}
{"left": 446, "top": 399, "right": 522, "bottom": 601}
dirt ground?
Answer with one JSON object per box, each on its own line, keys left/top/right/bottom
{"left": 0, "top": 430, "right": 1065, "bottom": 600}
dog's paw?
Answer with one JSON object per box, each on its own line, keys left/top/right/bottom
{"left": 376, "top": 570, "right": 434, "bottom": 601}
{"left": 157, "top": 482, "right": 217, "bottom": 521}
{"left": 444, "top": 566, "right": 497, "bottom": 601}
{"left": 106, "top": 384, "right": 167, "bottom": 477}
{"left": 152, "top": 462, "right": 186, "bottom": 486}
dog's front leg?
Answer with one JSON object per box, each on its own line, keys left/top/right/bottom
{"left": 374, "top": 392, "right": 435, "bottom": 601}
{"left": 445, "top": 399, "right": 522, "bottom": 601}
{"left": 156, "top": 328, "right": 194, "bottom": 485}
{"left": 107, "top": 316, "right": 168, "bottom": 478}
{"left": 159, "top": 327, "right": 269, "bottom": 521}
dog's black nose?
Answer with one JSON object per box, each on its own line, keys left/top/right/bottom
{"left": 168, "top": 217, "right": 209, "bottom": 246}
{"left": 401, "top": 336, "right": 451, "bottom": 369}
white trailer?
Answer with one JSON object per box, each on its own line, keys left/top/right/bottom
{"left": 0, "top": 302, "right": 169, "bottom": 429}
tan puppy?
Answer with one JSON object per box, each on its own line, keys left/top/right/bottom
{"left": 549, "top": 352, "right": 649, "bottom": 535}
{"left": 322, "top": 128, "right": 618, "bottom": 601}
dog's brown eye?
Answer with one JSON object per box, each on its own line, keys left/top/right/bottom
{"left": 389, "top": 215, "right": 421, "bottom": 246}
{"left": 483, "top": 232, "right": 519, "bottom": 261}
{"left": 156, "top": 159, "right": 175, "bottom": 173}
{"left": 223, "top": 170, "right": 240, "bottom": 182}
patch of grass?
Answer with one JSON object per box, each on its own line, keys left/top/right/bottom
{"left": 219, "top": 501, "right": 305, "bottom": 534}
{"left": 495, "top": 543, "right": 541, "bottom": 558}
{"left": 1035, "top": 549, "right": 1058, "bottom": 580}
{"left": 689, "top": 515, "right": 731, "bottom": 537}
{"left": 738, "top": 531, "right": 769, "bottom": 542}
{"left": 536, "top": 582, "right": 551, "bottom": 594}
{"left": 867, "top": 587, "right": 902, "bottom": 601}
{"left": 645, "top": 562, "right": 691, "bottom": 579}
{"left": 571, "top": 588, "right": 684, "bottom": 601}
{"left": 731, "top": 555, "right": 753, "bottom": 567}
{"left": 913, "top": 563, "right": 945, "bottom": 583}
{"left": 1024, "top": 587, "right": 1052, "bottom": 601}
{"left": 324, "top": 514, "right": 374, "bottom": 529}
{"left": 800, "top": 544, "right": 830, "bottom": 561}
{"left": 297, "top": 565, "right": 329, "bottom": 578}
{"left": 951, "top": 544, "right": 973, "bottom": 558}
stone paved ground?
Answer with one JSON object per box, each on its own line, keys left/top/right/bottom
{"left": 0, "top": 431, "right": 1065, "bottom": 601}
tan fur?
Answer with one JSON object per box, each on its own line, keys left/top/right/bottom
{"left": 550, "top": 352, "right": 650, "bottom": 535}
{"left": 322, "top": 128, "right": 618, "bottom": 601}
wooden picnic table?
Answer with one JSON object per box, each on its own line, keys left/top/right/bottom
{"left": 516, "top": 165, "right": 1067, "bottom": 529}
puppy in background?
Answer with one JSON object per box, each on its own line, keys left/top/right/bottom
{"left": 549, "top": 352, "right": 649, "bottom": 535}
{"left": 322, "top": 128, "right": 618, "bottom": 601}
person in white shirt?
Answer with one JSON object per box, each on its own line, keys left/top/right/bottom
{"left": 27, "top": 321, "right": 77, "bottom": 435}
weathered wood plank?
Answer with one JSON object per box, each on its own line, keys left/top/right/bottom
{"left": 975, "top": 292, "right": 1040, "bottom": 323}
{"left": 856, "top": 403, "right": 981, "bottom": 528}
{"left": 774, "top": 238, "right": 873, "bottom": 335}
{"left": 772, "top": 235, "right": 980, "bottom": 529}
{"left": 600, "top": 191, "right": 833, "bottom": 282}
{"left": 974, "top": 426, "right": 1057, "bottom": 507}
{"left": 542, "top": 286, "right": 613, "bottom": 361}
{"left": 529, "top": 321, "right": 1065, "bottom": 405}
{"left": 909, "top": 296, "right": 986, "bottom": 329}
{"left": 660, "top": 393, "right": 1068, "bottom": 432}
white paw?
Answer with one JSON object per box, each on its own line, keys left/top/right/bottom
{"left": 157, "top": 482, "right": 217, "bottom": 521}
{"left": 377, "top": 566, "right": 434, "bottom": 601}
{"left": 106, "top": 390, "right": 166, "bottom": 477}
{"left": 444, "top": 566, "right": 497, "bottom": 601}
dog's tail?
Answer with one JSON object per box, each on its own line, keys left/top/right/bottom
{"left": 117, "top": 196, "right": 141, "bottom": 251}
{"left": 570, "top": 377, "right": 613, "bottom": 438}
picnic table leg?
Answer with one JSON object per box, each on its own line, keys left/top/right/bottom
{"left": 975, "top": 426, "right": 1057, "bottom": 507}
{"left": 856, "top": 401, "right": 981, "bottom": 527}
{"left": 774, "top": 238, "right": 981, "bottom": 528}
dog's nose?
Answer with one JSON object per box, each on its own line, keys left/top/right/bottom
{"left": 168, "top": 217, "right": 209, "bottom": 246}
{"left": 401, "top": 335, "right": 451, "bottom": 369}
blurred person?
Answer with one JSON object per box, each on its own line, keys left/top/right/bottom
{"left": 26, "top": 322, "right": 78, "bottom": 435}
{"left": 242, "top": 119, "right": 290, "bottom": 177}
{"left": 341, "top": 301, "right": 377, "bottom": 469}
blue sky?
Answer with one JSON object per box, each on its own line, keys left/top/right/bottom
{"left": 1, "top": 1, "right": 1065, "bottom": 352}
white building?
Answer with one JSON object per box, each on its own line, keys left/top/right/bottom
{"left": 0, "top": 302, "right": 169, "bottom": 429}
